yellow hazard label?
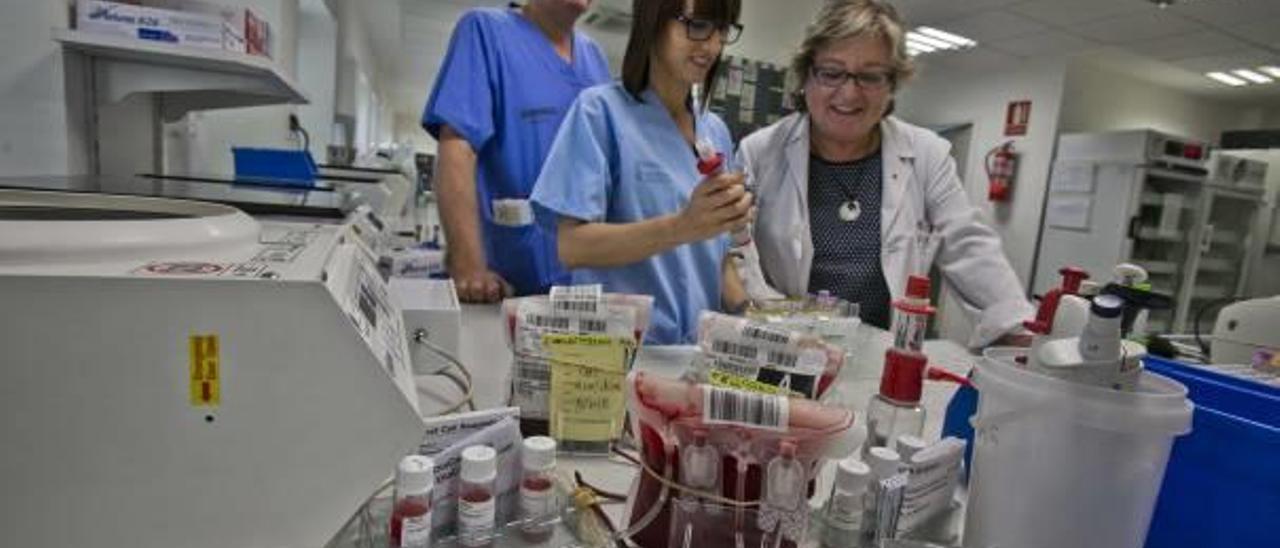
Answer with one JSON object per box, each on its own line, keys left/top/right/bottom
{"left": 189, "top": 334, "right": 221, "bottom": 407}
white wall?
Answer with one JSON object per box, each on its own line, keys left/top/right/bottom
{"left": 294, "top": 0, "right": 338, "bottom": 161}
{"left": 727, "top": 0, "right": 825, "bottom": 65}
{"left": 1264, "top": 107, "right": 1280, "bottom": 128}
{"left": 897, "top": 61, "right": 1069, "bottom": 285}
{"left": 166, "top": 0, "right": 302, "bottom": 176}
{"left": 0, "top": 0, "right": 88, "bottom": 176}
{"left": 1059, "top": 61, "right": 1265, "bottom": 144}
{"left": 895, "top": 61, "right": 1068, "bottom": 344}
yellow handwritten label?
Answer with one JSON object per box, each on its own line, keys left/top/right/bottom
{"left": 189, "top": 334, "right": 221, "bottom": 407}
{"left": 708, "top": 369, "right": 802, "bottom": 398}
{"left": 544, "top": 334, "right": 632, "bottom": 442}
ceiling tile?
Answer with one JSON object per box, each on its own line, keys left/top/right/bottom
{"left": 1173, "top": 47, "right": 1278, "bottom": 73}
{"left": 1127, "top": 30, "right": 1252, "bottom": 61}
{"left": 892, "top": 0, "right": 1024, "bottom": 26}
{"left": 988, "top": 30, "right": 1100, "bottom": 58}
{"left": 942, "top": 10, "right": 1051, "bottom": 42}
{"left": 1009, "top": 0, "right": 1149, "bottom": 27}
{"left": 913, "top": 47, "right": 1025, "bottom": 74}
{"left": 1068, "top": 10, "right": 1202, "bottom": 44}
{"left": 1169, "top": 0, "right": 1280, "bottom": 26}
{"left": 1228, "top": 16, "right": 1280, "bottom": 49}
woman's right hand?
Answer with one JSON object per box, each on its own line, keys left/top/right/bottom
{"left": 676, "top": 171, "right": 755, "bottom": 243}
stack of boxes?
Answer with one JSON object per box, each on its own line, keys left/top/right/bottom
{"left": 75, "top": 0, "right": 271, "bottom": 58}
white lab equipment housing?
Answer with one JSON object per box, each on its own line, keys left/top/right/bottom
{"left": 0, "top": 189, "right": 425, "bottom": 548}
{"left": 1212, "top": 296, "right": 1280, "bottom": 364}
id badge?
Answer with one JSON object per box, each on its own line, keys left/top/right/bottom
{"left": 492, "top": 199, "right": 534, "bottom": 227}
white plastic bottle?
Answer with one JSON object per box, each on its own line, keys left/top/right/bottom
{"left": 1079, "top": 294, "right": 1124, "bottom": 362}
{"left": 895, "top": 435, "right": 927, "bottom": 462}
{"left": 458, "top": 445, "right": 497, "bottom": 547}
{"left": 822, "top": 457, "right": 872, "bottom": 548}
{"left": 519, "top": 436, "right": 558, "bottom": 542}
{"left": 860, "top": 447, "right": 902, "bottom": 546}
{"left": 389, "top": 455, "right": 435, "bottom": 548}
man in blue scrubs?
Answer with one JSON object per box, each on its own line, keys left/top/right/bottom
{"left": 423, "top": 0, "right": 610, "bottom": 302}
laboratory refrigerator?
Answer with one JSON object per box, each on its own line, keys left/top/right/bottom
{"left": 1033, "top": 130, "right": 1266, "bottom": 334}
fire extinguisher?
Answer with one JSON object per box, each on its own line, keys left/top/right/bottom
{"left": 986, "top": 141, "right": 1017, "bottom": 202}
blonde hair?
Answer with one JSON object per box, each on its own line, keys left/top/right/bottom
{"left": 790, "top": 0, "right": 916, "bottom": 106}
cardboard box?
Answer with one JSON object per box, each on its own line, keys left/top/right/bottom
{"left": 76, "top": 0, "right": 229, "bottom": 51}
{"left": 136, "top": 0, "right": 270, "bottom": 57}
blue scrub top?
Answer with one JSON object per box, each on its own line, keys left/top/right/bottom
{"left": 531, "top": 83, "right": 735, "bottom": 344}
{"left": 422, "top": 7, "right": 610, "bottom": 296}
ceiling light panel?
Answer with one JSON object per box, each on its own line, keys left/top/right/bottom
{"left": 1233, "top": 69, "right": 1274, "bottom": 83}
{"left": 917, "top": 26, "right": 977, "bottom": 47}
{"left": 1206, "top": 72, "right": 1248, "bottom": 86}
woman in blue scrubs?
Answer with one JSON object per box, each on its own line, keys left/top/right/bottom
{"left": 531, "top": 0, "right": 748, "bottom": 344}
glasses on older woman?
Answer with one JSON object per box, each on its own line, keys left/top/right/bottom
{"left": 675, "top": 14, "right": 743, "bottom": 44}
{"left": 809, "top": 65, "right": 895, "bottom": 92}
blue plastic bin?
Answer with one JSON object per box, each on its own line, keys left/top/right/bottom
{"left": 1142, "top": 356, "right": 1280, "bottom": 548}
{"left": 232, "top": 147, "right": 318, "bottom": 187}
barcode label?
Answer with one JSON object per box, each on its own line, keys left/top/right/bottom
{"left": 579, "top": 318, "right": 608, "bottom": 333}
{"left": 765, "top": 349, "right": 799, "bottom": 369}
{"left": 517, "top": 363, "right": 551, "bottom": 383}
{"left": 712, "top": 340, "right": 758, "bottom": 361}
{"left": 551, "top": 284, "right": 603, "bottom": 298}
{"left": 703, "top": 386, "right": 788, "bottom": 431}
{"left": 742, "top": 324, "right": 792, "bottom": 346}
{"left": 550, "top": 284, "right": 602, "bottom": 315}
{"left": 553, "top": 299, "right": 599, "bottom": 314}
{"left": 524, "top": 313, "right": 571, "bottom": 331}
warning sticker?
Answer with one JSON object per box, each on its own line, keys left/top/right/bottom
{"left": 189, "top": 334, "right": 221, "bottom": 407}
{"left": 135, "top": 262, "right": 228, "bottom": 276}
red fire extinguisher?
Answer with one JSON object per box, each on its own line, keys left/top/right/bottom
{"left": 986, "top": 141, "right": 1017, "bottom": 202}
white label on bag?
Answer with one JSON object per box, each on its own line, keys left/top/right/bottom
{"left": 549, "top": 284, "right": 603, "bottom": 315}
{"left": 400, "top": 514, "right": 432, "bottom": 548}
{"left": 703, "top": 386, "right": 789, "bottom": 431}
{"left": 741, "top": 323, "right": 795, "bottom": 347}
{"left": 458, "top": 496, "right": 496, "bottom": 544}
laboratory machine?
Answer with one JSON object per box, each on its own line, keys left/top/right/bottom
{"left": 0, "top": 189, "right": 428, "bottom": 548}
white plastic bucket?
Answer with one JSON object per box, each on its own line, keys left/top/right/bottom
{"left": 963, "top": 348, "right": 1194, "bottom": 548}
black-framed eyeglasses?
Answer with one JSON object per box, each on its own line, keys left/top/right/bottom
{"left": 675, "top": 14, "right": 743, "bottom": 44}
{"left": 809, "top": 65, "right": 895, "bottom": 91}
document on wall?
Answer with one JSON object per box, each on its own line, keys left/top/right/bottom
{"left": 1049, "top": 163, "right": 1096, "bottom": 193}
{"left": 1046, "top": 193, "right": 1094, "bottom": 231}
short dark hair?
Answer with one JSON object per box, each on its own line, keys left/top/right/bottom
{"left": 621, "top": 0, "right": 742, "bottom": 104}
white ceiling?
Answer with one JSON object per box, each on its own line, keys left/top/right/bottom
{"left": 379, "top": 0, "right": 1280, "bottom": 120}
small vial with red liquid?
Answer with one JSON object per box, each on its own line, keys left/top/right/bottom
{"left": 519, "top": 436, "right": 558, "bottom": 542}
{"left": 389, "top": 455, "right": 434, "bottom": 548}
{"left": 458, "top": 445, "right": 497, "bottom": 547}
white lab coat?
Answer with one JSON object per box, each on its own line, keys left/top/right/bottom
{"left": 736, "top": 113, "right": 1034, "bottom": 348}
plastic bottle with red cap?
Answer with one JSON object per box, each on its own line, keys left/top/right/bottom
{"left": 1024, "top": 267, "right": 1090, "bottom": 335}
{"left": 865, "top": 275, "right": 934, "bottom": 455}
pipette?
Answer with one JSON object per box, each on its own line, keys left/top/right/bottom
{"left": 691, "top": 84, "right": 751, "bottom": 248}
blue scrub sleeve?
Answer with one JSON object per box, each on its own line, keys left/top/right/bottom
{"left": 530, "top": 93, "right": 613, "bottom": 228}
{"left": 421, "top": 12, "right": 495, "bottom": 151}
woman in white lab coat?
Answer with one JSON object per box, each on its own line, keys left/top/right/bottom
{"left": 729, "top": 0, "right": 1033, "bottom": 348}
